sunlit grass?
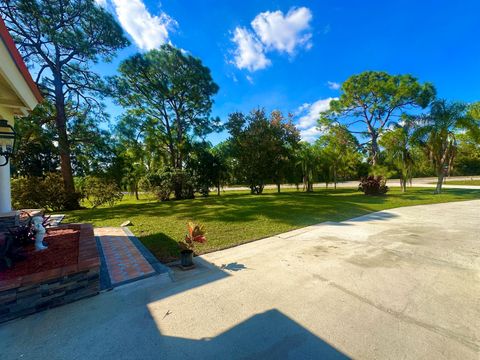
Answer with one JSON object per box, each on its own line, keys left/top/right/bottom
{"left": 444, "top": 180, "right": 480, "bottom": 186}
{"left": 65, "top": 187, "right": 480, "bottom": 262}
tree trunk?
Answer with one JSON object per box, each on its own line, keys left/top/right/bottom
{"left": 277, "top": 183, "right": 281, "bottom": 193}
{"left": 370, "top": 134, "right": 380, "bottom": 166}
{"left": 435, "top": 170, "right": 444, "bottom": 194}
{"left": 307, "top": 181, "right": 313, "bottom": 192}
{"left": 53, "top": 73, "right": 78, "bottom": 209}
{"left": 135, "top": 185, "right": 139, "bottom": 200}
{"left": 333, "top": 165, "right": 337, "bottom": 190}
{"left": 217, "top": 180, "right": 221, "bottom": 196}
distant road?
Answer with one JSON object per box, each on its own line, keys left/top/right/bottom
{"left": 220, "top": 175, "right": 480, "bottom": 192}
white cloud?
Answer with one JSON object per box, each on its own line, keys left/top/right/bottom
{"left": 251, "top": 7, "right": 313, "bottom": 55}
{"left": 231, "top": 27, "right": 271, "bottom": 72}
{"left": 327, "top": 81, "right": 340, "bottom": 90}
{"left": 299, "top": 126, "right": 323, "bottom": 143}
{"left": 230, "top": 7, "right": 313, "bottom": 72}
{"left": 111, "top": 0, "right": 177, "bottom": 50}
{"left": 296, "top": 97, "right": 336, "bottom": 142}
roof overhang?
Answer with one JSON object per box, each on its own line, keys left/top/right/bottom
{"left": 0, "top": 17, "right": 42, "bottom": 118}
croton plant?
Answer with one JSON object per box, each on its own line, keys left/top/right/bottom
{"left": 181, "top": 221, "right": 207, "bottom": 251}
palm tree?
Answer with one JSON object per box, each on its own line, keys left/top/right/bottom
{"left": 297, "top": 143, "right": 319, "bottom": 192}
{"left": 414, "top": 99, "right": 478, "bottom": 194}
{"left": 380, "top": 117, "right": 416, "bottom": 192}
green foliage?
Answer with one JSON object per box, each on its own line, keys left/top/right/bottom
{"left": 454, "top": 134, "right": 480, "bottom": 175}
{"left": 297, "top": 142, "right": 320, "bottom": 191}
{"left": 379, "top": 117, "right": 416, "bottom": 191}
{"left": 110, "top": 45, "right": 219, "bottom": 199}
{"left": 226, "top": 109, "right": 300, "bottom": 194}
{"left": 413, "top": 99, "right": 477, "bottom": 193}
{"left": 358, "top": 176, "right": 389, "bottom": 195}
{"left": 143, "top": 170, "right": 174, "bottom": 201}
{"left": 11, "top": 101, "right": 118, "bottom": 180}
{"left": 316, "top": 123, "right": 362, "bottom": 187}
{"left": 186, "top": 142, "right": 228, "bottom": 196}
{"left": 82, "top": 177, "right": 124, "bottom": 208}
{"left": 1, "top": 0, "right": 129, "bottom": 208}
{"left": 11, "top": 173, "right": 82, "bottom": 211}
{"left": 11, "top": 103, "right": 58, "bottom": 177}
{"left": 143, "top": 168, "right": 195, "bottom": 201}
{"left": 324, "top": 71, "right": 436, "bottom": 165}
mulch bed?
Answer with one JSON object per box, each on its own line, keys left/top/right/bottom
{"left": 1, "top": 228, "right": 80, "bottom": 281}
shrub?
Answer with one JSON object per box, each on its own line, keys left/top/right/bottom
{"left": 143, "top": 169, "right": 174, "bottom": 201}
{"left": 144, "top": 168, "right": 196, "bottom": 201}
{"left": 83, "top": 176, "right": 123, "bottom": 208}
{"left": 171, "top": 170, "right": 195, "bottom": 200}
{"left": 11, "top": 173, "right": 81, "bottom": 211}
{"left": 358, "top": 176, "right": 389, "bottom": 195}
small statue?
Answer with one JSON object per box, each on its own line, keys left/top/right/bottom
{"left": 31, "top": 216, "right": 47, "bottom": 251}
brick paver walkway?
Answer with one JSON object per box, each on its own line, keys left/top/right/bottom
{"left": 94, "top": 227, "right": 155, "bottom": 286}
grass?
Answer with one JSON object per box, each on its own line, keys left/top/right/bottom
{"left": 64, "top": 187, "right": 480, "bottom": 263}
{"left": 443, "top": 180, "right": 480, "bottom": 186}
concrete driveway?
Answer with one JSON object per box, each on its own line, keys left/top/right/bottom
{"left": 1, "top": 200, "right": 479, "bottom": 359}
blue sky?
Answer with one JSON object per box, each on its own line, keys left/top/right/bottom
{"left": 94, "top": 0, "right": 480, "bottom": 144}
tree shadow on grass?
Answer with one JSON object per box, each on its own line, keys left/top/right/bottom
{"left": 65, "top": 188, "right": 480, "bottom": 262}
{"left": 139, "top": 232, "right": 182, "bottom": 263}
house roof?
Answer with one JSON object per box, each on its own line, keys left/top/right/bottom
{"left": 0, "top": 16, "right": 43, "bottom": 103}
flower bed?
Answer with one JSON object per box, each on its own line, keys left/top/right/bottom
{"left": 0, "top": 223, "right": 100, "bottom": 323}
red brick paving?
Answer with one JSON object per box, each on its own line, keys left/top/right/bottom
{"left": 94, "top": 227, "right": 154, "bottom": 285}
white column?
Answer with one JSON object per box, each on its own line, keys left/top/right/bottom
{"left": 0, "top": 156, "right": 11, "bottom": 212}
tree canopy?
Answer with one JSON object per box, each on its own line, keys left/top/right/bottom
{"left": 1, "top": 0, "right": 129, "bottom": 208}
{"left": 226, "top": 109, "right": 300, "bottom": 194}
{"left": 413, "top": 99, "right": 478, "bottom": 193}
{"left": 110, "top": 45, "right": 220, "bottom": 199}
{"left": 323, "top": 71, "right": 436, "bottom": 166}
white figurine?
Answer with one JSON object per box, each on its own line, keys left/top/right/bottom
{"left": 32, "top": 216, "right": 48, "bottom": 251}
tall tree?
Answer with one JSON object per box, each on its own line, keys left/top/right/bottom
{"left": 379, "top": 117, "right": 416, "bottom": 192}
{"left": 11, "top": 102, "right": 58, "bottom": 177}
{"left": 269, "top": 111, "right": 300, "bottom": 193}
{"left": 110, "top": 45, "right": 220, "bottom": 199}
{"left": 226, "top": 109, "right": 300, "bottom": 194}
{"left": 322, "top": 71, "right": 435, "bottom": 166}
{"left": 297, "top": 142, "right": 319, "bottom": 192}
{"left": 316, "top": 123, "right": 360, "bottom": 189}
{"left": 1, "top": 0, "right": 129, "bottom": 208}
{"left": 414, "top": 100, "right": 479, "bottom": 194}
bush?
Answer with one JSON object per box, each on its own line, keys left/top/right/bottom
{"left": 143, "top": 168, "right": 195, "bottom": 201}
{"left": 358, "top": 176, "right": 389, "bottom": 195}
{"left": 143, "top": 170, "right": 174, "bottom": 201}
{"left": 11, "top": 173, "right": 81, "bottom": 211}
{"left": 83, "top": 176, "right": 123, "bottom": 208}
{"left": 172, "top": 170, "right": 195, "bottom": 200}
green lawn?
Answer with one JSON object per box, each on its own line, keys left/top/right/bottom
{"left": 65, "top": 188, "right": 480, "bottom": 263}
{"left": 443, "top": 180, "right": 480, "bottom": 186}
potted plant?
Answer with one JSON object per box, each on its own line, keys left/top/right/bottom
{"left": 179, "top": 221, "right": 207, "bottom": 268}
